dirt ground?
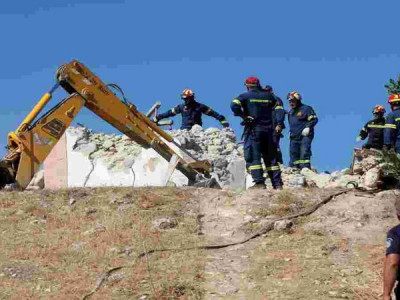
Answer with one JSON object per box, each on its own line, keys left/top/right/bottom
{"left": 0, "top": 187, "right": 397, "bottom": 299}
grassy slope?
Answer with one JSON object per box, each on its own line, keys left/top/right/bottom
{"left": 0, "top": 187, "right": 205, "bottom": 299}
{"left": 0, "top": 187, "right": 387, "bottom": 300}
{"left": 245, "top": 190, "right": 384, "bottom": 300}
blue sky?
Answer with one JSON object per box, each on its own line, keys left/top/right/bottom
{"left": 1, "top": 0, "right": 400, "bottom": 171}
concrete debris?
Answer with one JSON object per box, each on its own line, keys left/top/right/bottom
{"left": 363, "top": 167, "right": 381, "bottom": 188}
{"left": 25, "top": 186, "right": 41, "bottom": 191}
{"left": 350, "top": 148, "right": 398, "bottom": 189}
{"left": 152, "top": 217, "right": 178, "bottom": 230}
{"left": 274, "top": 220, "right": 293, "bottom": 231}
{"left": 300, "top": 168, "right": 332, "bottom": 188}
{"left": 26, "top": 170, "right": 45, "bottom": 190}
{"left": 69, "top": 198, "right": 76, "bottom": 206}
{"left": 44, "top": 126, "right": 244, "bottom": 188}
{"left": 167, "top": 127, "right": 243, "bottom": 187}
{"left": 41, "top": 126, "right": 398, "bottom": 190}
{"left": 278, "top": 149, "right": 396, "bottom": 189}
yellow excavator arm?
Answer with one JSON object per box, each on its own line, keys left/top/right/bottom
{"left": 0, "top": 60, "right": 212, "bottom": 189}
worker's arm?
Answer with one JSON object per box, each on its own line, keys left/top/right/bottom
{"left": 305, "top": 106, "right": 318, "bottom": 128}
{"left": 384, "top": 230, "right": 400, "bottom": 299}
{"left": 274, "top": 96, "right": 285, "bottom": 128}
{"left": 155, "top": 105, "right": 182, "bottom": 122}
{"left": 384, "top": 114, "right": 397, "bottom": 147}
{"left": 358, "top": 122, "right": 369, "bottom": 140}
{"left": 200, "top": 104, "right": 229, "bottom": 127}
{"left": 231, "top": 95, "right": 245, "bottom": 118}
{"left": 384, "top": 254, "right": 399, "bottom": 299}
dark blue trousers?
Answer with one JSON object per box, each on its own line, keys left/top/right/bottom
{"left": 289, "top": 135, "right": 313, "bottom": 169}
{"left": 273, "top": 133, "right": 283, "bottom": 164}
{"left": 244, "top": 128, "right": 283, "bottom": 187}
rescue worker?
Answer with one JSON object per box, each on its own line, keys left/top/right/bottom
{"left": 154, "top": 89, "right": 229, "bottom": 130}
{"left": 356, "top": 105, "right": 386, "bottom": 150}
{"left": 384, "top": 94, "right": 400, "bottom": 153}
{"left": 383, "top": 197, "right": 400, "bottom": 300}
{"left": 264, "top": 85, "right": 285, "bottom": 164}
{"left": 231, "top": 77, "right": 283, "bottom": 189}
{"left": 287, "top": 91, "right": 318, "bottom": 169}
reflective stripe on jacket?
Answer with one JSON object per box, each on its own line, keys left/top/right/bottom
{"left": 288, "top": 103, "right": 318, "bottom": 139}
{"left": 231, "top": 87, "right": 277, "bottom": 130}
{"left": 157, "top": 101, "right": 227, "bottom": 130}
{"left": 359, "top": 118, "right": 385, "bottom": 148}
{"left": 384, "top": 108, "right": 400, "bottom": 146}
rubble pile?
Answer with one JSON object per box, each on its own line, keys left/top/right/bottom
{"left": 167, "top": 125, "right": 244, "bottom": 186}
{"left": 40, "top": 125, "right": 246, "bottom": 188}
{"left": 168, "top": 125, "right": 242, "bottom": 159}
{"left": 76, "top": 124, "right": 244, "bottom": 186}
{"left": 30, "top": 126, "right": 398, "bottom": 190}
{"left": 278, "top": 148, "right": 398, "bottom": 189}
{"left": 85, "top": 129, "right": 143, "bottom": 172}
{"left": 351, "top": 148, "right": 399, "bottom": 189}
{"left": 69, "top": 125, "right": 243, "bottom": 174}
{"left": 278, "top": 166, "right": 355, "bottom": 189}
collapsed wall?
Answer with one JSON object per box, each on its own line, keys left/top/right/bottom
{"left": 43, "top": 125, "right": 246, "bottom": 189}
{"left": 41, "top": 125, "right": 398, "bottom": 190}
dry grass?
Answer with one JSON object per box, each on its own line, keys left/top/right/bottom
{"left": 246, "top": 226, "right": 384, "bottom": 299}
{"left": 0, "top": 187, "right": 205, "bottom": 299}
{"left": 253, "top": 190, "right": 312, "bottom": 217}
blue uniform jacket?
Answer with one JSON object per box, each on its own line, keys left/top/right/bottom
{"left": 157, "top": 101, "right": 227, "bottom": 130}
{"left": 288, "top": 103, "right": 318, "bottom": 139}
{"left": 384, "top": 108, "right": 400, "bottom": 147}
{"left": 273, "top": 96, "right": 286, "bottom": 129}
{"left": 359, "top": 117, "right": 385, "bottom": 149}
{"left": 231, "top": 88, "right": 277, "bottom": 130}
{"left": 386, "top": 223, "right": 400, "bottom": 280}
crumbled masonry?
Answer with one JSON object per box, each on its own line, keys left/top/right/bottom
{"left": 27, "top": 125, "right": 399, "bottom": 190}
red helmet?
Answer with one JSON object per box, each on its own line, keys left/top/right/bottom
{"left": 372, "top": 105, "right": 386, "bottom": 114}
{"left": 388, "top": 94, "right": 400, "bottom": 104}
{"left": 287, "top": 91, "right": 302, "bottom": 101}
{"left": 245, "top": 77, "right": 260, "bottom": 86}
{"left": 181, "top": 88, "right": 195, "bottom": 99}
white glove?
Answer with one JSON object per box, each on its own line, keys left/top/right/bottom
{"left": 302, "top": 127, "right": 310, "bottom": 137}
{"left": 356, "top": 136, "right": 362, "bottom": 142}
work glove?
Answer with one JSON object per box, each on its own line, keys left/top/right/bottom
{"left": 152, "top": 116, "right": 159, "bottom": 123}
{"left": 240, "top": 116, "right": 255, "bottom": 126}
{"left": 356, "top": 136, "right": 362, "bottom": 142}
{"left": 301, "top": 127, "right": 310, "bottom": 137}
{"left": 275, "top": 125, "right": 283, "bottom": 134}
{"left": 221, "top": 121, "right": 230, "bottom": 128}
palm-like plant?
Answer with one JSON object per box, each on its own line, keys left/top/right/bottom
{"left": 378, "top": 150, "right": 400, "bottom": 180}
{"left": 385, "top": 75, "right": 400, "bottom": 95}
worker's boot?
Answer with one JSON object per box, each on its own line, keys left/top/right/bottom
{"left": 273, "top": 186, "right": 283, "bottom": 190}
{"left": 248, "top": 182, "right": 266, "bottom": 190}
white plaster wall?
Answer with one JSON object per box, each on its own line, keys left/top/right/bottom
{"left": 226, "top": 159, "right": 247, "bottom": 188}
{"left": 66, "top": 129, "right": 188, "bottom": 188}
{"left": 131, "top": 149, "right": 188, "bottom": 187}
{"left": 85, "top": 157, "right": 135, "bottom": 187}
{"left": 66, "top": 130, "right": 96, "bottom": 188}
